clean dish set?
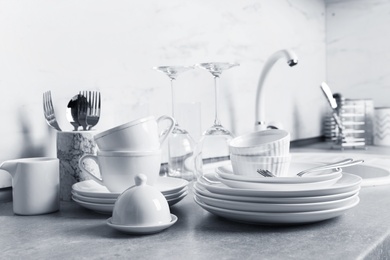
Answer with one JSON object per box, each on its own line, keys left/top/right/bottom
{"left": 193, "top": 129, "right": 363, "bottom": 225}
{"left": 0, "top": 85, "right": 364, "bottom": 234}
{"left": 74, "top": 115, "right": 189, "bottom": 234}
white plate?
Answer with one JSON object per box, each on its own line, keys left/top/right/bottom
{"left": 71, "top": 190, "right": 117, "bottom": 204}
{"left": 194, "top": 190, "right": 359, "bottom": 213}
{"left": 107, "top": 214, "right": 177, "bottom": 234}
{"left": 194, "top": 196, "right": 360, "bottom": 224}
{"left": 214, "top": 173, "right": 342, "bottom": 191}
{"left": 193, "top": 182, "right": 360, "bottom": 204}
{"left": 73, "top": 191, "right": 188, "bottom": 214}
{"left": 72, "top": 196, "right": 114, "bottom": 214}
{"left": 198, "top": 173, "right": 362, "bottom": 198}
{"left": 216, "top": 162, "right": 342, "bottom": 183}
{"left": 72, "top": 186, "right": 187, "bottom": 203}
{"left": 164, "top": 187, "right": 188, "bottom": 200}
{"left": 155, "top": 178, "right": 189, "bottom": 194}
{"left": 72, "top": 177, "right": 189, "bottom": 198}
{"left": 167, "top": 191, "right": 188, "bottom": 207}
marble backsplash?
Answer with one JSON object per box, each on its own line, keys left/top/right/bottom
{"left": 0, "top": 0, "right": 327, "bottom": 163}
{"left": 326, "top": 0, "right": 390, "bottom": 107}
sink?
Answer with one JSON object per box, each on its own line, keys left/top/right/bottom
{"left": 292, "top": 152, "right": 390, "bottom": 187}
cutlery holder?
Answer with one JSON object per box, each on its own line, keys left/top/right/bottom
{"left": 57, "top": 131, "right": 99, "bottom": 201}
{"left": 324, "top": 98, "right": 374, "bottom": 149}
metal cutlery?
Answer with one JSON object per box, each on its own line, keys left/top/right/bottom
{"left": 66, "top": 94, "right": 81, "bottom": 131}
{"left": 257, "top": 158, "right": 364, "bottom": 177}
{"left": 320, "top": 82, "right": 344, "bottom": 134}
{"left": 78, "top": 91, "right": 101, "bottom": 130}
{"left": 43, "top": 91, "right": 62, "bottom": 131}
{"left": 85, "top": 91, "right": 101, "bottom": 130}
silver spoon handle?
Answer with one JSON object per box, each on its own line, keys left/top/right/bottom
{"left": 297, "top": 158, "right": 364, "bottom": 176}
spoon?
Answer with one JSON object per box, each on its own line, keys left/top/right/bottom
{"left": 66, "top": 94, "right": 81, "bottom": 131}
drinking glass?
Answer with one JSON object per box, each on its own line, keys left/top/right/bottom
{"left": 153, "top": 66, "right": 196, "bottom": 180}
{"left": 194, "top": 62, "right": 239, "bottom": 178}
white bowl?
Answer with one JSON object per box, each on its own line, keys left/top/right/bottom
{"left": 230, "top": 155, "right": 291, "bottom": 177}
{"left": 229, "top": 129, "right": 290, "bottom": 156}
{"left": 111, "top": 174, "right": 171, "bottom": 226}
{"left": 230, "top": 154, "right": 291, "bottom": 163}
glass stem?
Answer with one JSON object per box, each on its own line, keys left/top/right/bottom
{"left": 214, "top": 75, "right": 221, "bottom": 126}
{"left": 171, "top": 79, "right": 178, "bottom": 126}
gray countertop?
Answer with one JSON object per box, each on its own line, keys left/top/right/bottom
{"left": 1, "top": 182, "right": 390, "bottom": 259}
{"left": 2, "top": 144, "right": 390, "bottom": 259}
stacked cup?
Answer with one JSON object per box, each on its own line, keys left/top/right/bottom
{"left": 79, "top": 116, "right": 175, "bottom": 193}
{"left": 229, "top": 129, "right": 291, "bottom": 177}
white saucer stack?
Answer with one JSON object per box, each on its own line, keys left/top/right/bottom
{"left": 72, "top": 177, "right": 189, "bottom": 214}
{"left": 193, "top": 162, "right": 362, "bottom": 225}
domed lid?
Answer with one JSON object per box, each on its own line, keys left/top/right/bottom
{"left": 112, "top": 174, "right": 171, "bottom": 226}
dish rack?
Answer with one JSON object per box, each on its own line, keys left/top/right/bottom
{"left": 324, "top": 98, "right": 374, "bottom": 149}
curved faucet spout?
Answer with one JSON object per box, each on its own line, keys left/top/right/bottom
{"left": 255, "top": 49, "right": 298, "bottom": 130}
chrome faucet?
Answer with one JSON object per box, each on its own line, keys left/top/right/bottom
{"left": 255, "top": 49, "right": 298, "bottom": 130}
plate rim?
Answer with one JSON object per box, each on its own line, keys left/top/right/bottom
{"left": 106, "top": 214, "right": 177, "bottom": 234}
{"left": 198, "top": 173, "right": 362, "bottom": 198}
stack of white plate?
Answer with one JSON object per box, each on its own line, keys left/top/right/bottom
{"left": 72, "top": 177, "right": 189, "bottom": 214}
{"left": 194, "top": 162, "right": 362, "bottom": 225}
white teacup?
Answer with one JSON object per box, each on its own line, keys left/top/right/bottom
{"left": 79, "top": 150, "right": 162, "bottom": 193}
{"left": 0, "top": 157, "right": 60, "bottom": 215}
{"left": 93, "top": 115, "right": 175, "bottom": 151}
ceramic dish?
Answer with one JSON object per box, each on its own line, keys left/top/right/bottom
{"left": 71, "top": 190, "right": 117, "bottom": 204}
{"left": 72, "top": 186, "right": 187, "bottom": 204}
{"left": 193, "top": 182, "right": 360, "bottom": 204}
{"left": 72, "top": 196, "right": 114, "bottom": 214}
{"left": 197, "top": 173, "right": 362, "bottom": 198}
{"left": 72, "top": 190, "right": 188, "bottom": 214}
{"left": 194, "top": 190, "right": 359, "bottom": 213}
{"left": 216, "top": 163, "right": 342, "bottom": 183}
{"left": 155, "top": 177, "right": 189, "bottom": 194}
{"left": 72, "top": 177, "right": 189, "bottom": 198}
{"left": 106, "top": 214, "right": 177, "bottom": 234}
{"left": 214, "top": 173, "right": 342, "bottom": 191}
{"left": 163, "top": 187, "right": 188, "bottom": 200}
{"left": 167, "top": 191, "right": 188, "bottom": 206}
{"left": 194, "top": 196, "right": 359, "bottom": 225}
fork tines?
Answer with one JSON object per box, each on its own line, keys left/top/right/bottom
{"left": 78, "top": 90, "right": 101, "bottom": 130}
{"left": 257, "top": 169, "right": 276, "bottom": 177}
{"left": 43, "top": 90, "right": 62, "bottom": 131}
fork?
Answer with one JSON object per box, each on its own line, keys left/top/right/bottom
{"left": 43, "top": 91, "right": 62, "bottom": 131}
{"left": 78, "top": 91, "right": 101, "bottom": 130}
{"left": 257, "top": 158, "right": 364, "bottom": 177}
{"left": 86, "top": 91, "right": 101, "bottom": 130}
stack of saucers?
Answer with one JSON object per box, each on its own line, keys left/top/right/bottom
{"left": 193, "top": 129, "right": 362, "bottom": 225}
{"left": 72, "top": 177, "right": 189, "bottom": 214}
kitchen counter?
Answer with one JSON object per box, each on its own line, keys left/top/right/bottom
{"left": 2, "top": 144, "right": 390, "bottom": 259}
{"left": 1, "top": 181, "right": 390, "bottom": 259}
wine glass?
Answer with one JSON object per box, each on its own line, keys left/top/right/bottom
{"left": 153, "top": 65, "right": 196, "bottom": 180}
{"left": 194, "top": 62, "right": 239, "bottom": 178}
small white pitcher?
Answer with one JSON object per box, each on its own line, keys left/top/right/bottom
{"left": 0, "top": 157, "right": 60, "bottom": 215}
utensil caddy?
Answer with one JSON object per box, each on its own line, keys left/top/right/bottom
{"left": 324, "top": 97, "right": 374, "bottom": 149}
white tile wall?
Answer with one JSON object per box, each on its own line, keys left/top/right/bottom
{"left": 0, "top": 0, "right": 326, "bottom": 162}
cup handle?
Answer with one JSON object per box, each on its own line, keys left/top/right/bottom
{"left": 157, "top": 115, "right": 175, "bottom": 146}
{"left": 78, "top": 154, "right": 104, "bottom": 186}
